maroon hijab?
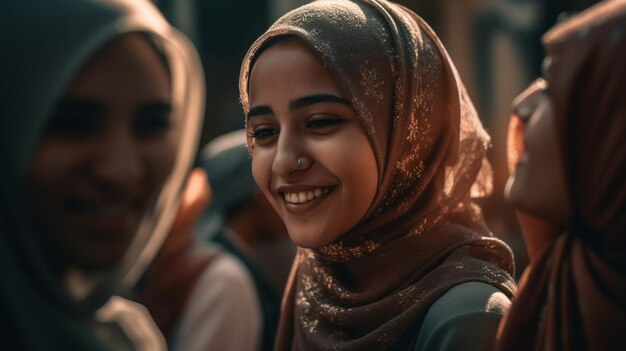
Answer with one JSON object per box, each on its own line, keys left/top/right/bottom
{"left": 497, "top": 2, "right": 626, "bottom": 350}
{"left": 240, "top": 1, "right": 516, "bottom": 350}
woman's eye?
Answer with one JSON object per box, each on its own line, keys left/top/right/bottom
{"left": 307, "top": 117, "right": 343, "bottom": 130}
{"left": 134, "top": 114, "right": 172, "bottom": 136}
{"left": 46, "top": 101, "right": 102, "bottom": 137}
{"left": 513, "top": 100, "right": 536, "bottom": 122}
{"left": 134, "top": 103, "right": 173, "bottom": 137}
{"left": 250, "top": 126, "right": 279, "bottom": 140}
{"left": 512, "top": 80, "right": 549, "bottom": 122}
{"left": 46, "top": 114, "right": 100, "bottom": 136}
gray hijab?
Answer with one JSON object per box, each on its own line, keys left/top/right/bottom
{"left": 0, "top": 0, "right": 204, "bottom": 348}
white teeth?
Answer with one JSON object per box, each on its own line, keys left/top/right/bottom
{"left": 283, "top": 187, "right": 332, "bottom": 204}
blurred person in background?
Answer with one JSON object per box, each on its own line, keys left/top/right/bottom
{"left": 137, "top": 134, "right": 287, "bottom": 351}
{"left": 499, "top": 1, "right": 626, "bottom": 350}
{"left": 196, "top": 129, "right": 294, "bottom": 351}
{"left": 0, "top": 0, "right": 204, "bottom": 349}
{"left": 134, "top": 168, "right": 210, "bottom": 350}
{"left": 136, "top": 167, "right": 263, "bottom": 351}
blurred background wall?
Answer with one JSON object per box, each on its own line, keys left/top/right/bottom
{"left": 155, "top": 0, "right": 600, "bottom": 277}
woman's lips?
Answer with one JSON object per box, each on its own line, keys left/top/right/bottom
{"left": 279, "top": 186, "right": 335, "bottom": 215}
{"left": 64, "top": 198, "right": 139, "bottom": 234}
{"left": 283, "top": 186, "right": 333, "bottom": 204}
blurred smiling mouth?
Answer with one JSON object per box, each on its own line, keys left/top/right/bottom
{"left": 283, "top": 187, "right": 334, "bottom": 204}
{"left": 67, "top": 198, "right": 133, "bottom": 215}
{"left": 65, "top": 198, "right": 140, "bottom": 232}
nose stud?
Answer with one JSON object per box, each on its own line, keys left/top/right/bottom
{"left": 296, "top": 156, "right": 311, "bottom": 170}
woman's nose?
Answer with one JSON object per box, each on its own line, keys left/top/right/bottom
{"left": 90, "top": 130, "right": 143, "bottom": 194}
{"left": 271, "top": 133, "right": 308, "bottom": 177}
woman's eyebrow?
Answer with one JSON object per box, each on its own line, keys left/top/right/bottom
{"left": 247, "top": 105, "right": 273, "bottom": 120}
{"left": 247, "top": 94, "right": 350, "bottom": 120}
{"left": 289, "top": 94, "right": 350, "bottom": 111}
{"left": 137, "top": 101, "right": 172, "bottom": 115}
{"left": 54, "top": 98, "right": 105, "bottom": 114}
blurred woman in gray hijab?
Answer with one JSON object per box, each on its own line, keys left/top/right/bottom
{"left": 0, "top": 0, "right": 205, "bottom": 349}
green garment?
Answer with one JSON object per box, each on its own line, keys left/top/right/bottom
{"left": 414, "top": 282, "right": 511, "bottom": 351}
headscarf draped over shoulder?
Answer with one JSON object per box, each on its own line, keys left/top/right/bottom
{"left": 240, "top": 0, "right": 515, "bottom": 350}
{"left": 0, "top": 0, "right": 204, "bottom": 348}
{"left": 497, "top": 2, "right": 626, "bottom": 350}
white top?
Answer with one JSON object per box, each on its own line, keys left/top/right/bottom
{"left": 171, "top": 252, "right": 263, "bottom": 351}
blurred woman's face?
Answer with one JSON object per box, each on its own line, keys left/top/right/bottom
{"left": 505, "top": 78, "right": 571, "bottom": 225}
{"left": 246, "top": 38, "right": 378, "bottom": 248}
{"left": 27, "top": 33, "right": 178, "bottom": 271}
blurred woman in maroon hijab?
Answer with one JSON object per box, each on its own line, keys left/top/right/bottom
{"left": 501, "top": 1, "right": 626, "bottom": 350}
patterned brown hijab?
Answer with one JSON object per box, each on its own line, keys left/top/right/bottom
{"left": 497, "top": 2, "right": 626, "bottom": 350}
{"left": 240, "top": 1, "right": 515, "bottom": 350}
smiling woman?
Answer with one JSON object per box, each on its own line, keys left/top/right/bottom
{"left": 240, "top": 1, "right": 516, "bottom": 350}
{"left": 28, "top": 33, "right": 178, "bottom": 271}
{"left": 247, "top": 38, "right": 378, "bottom": 248}
{"left": 0, "top": 0, "right": 204, "bottom": 349}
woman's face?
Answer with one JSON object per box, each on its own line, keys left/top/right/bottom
{"left": 247, "top": 39, "right": 378, "bottom": 248}
{"left": 505, "top": 78, "right": 571, "bottom": 225}
{"left": 27, "top": 33, "right": 178, "bottom": 271}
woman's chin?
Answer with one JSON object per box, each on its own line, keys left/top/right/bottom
{"left": 287, "top": 230, "right": 335, "bottom": 249}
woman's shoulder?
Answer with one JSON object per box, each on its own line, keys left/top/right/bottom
{"left": 173, "top": 249, "right": 262, "bottom": 351}
{"left": 413, "top": 281, "right": 511, "bottom": 351}
{"left": 192, "top": 248, "right": 259, "bottom": 302}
